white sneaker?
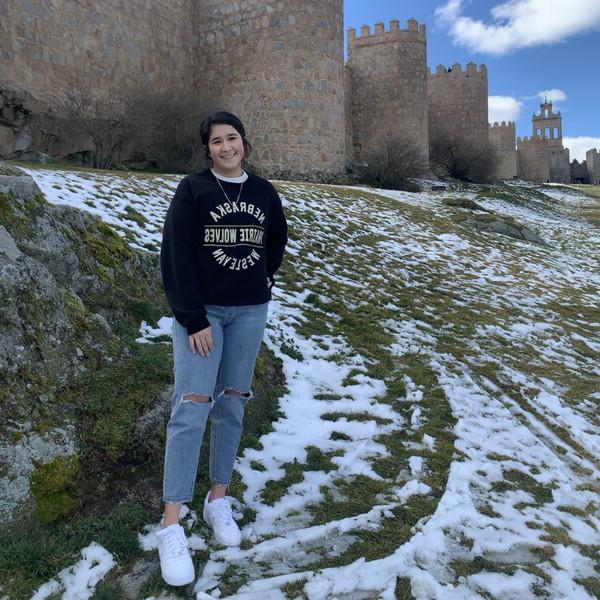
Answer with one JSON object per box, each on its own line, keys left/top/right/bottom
{"left": 203, "top": 491, "right": 242, "bottom": 546}
{"left": 156, "top": 523, "right": 195, "bottom": 586}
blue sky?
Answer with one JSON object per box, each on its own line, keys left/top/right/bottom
{"left": 344, "top": 0, "right": 600, "bottom": 161}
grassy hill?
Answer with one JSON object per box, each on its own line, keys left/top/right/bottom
{"left": 4, "top": 165, "right": 599, "bottom": 599}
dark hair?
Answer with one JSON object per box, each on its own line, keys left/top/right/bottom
{"left": 199, "top": 110, "right": 252, "bottom": 162}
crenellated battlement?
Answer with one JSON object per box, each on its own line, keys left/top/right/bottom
{"left": 347, "top": 18, "right": 426, "bottom": 48}
{"left": 490, "top": 121, "right": 515, "bottom": 129}
{"left": 429, "top": 62, "right": 487, "bottom": 77}
{"left": 517, "top": 135, "right": 551, "bottom": 147}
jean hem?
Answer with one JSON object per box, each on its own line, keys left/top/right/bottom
{"left": 163, "top": 496, "right": 194, "bottom": 504}
{"left": 210, "top": 480, "right": 231, "bottom": 486}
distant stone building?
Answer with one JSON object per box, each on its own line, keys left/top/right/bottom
{"left": 517, "top": 101, "right": 570, "bottom": 183}
{"left": 489, "top": 121, "right": 517, "bottom": 179}
{"left": 587, "top": 149, "right": 600, "bottom": 185}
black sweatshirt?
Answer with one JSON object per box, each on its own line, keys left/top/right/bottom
{"left": 160, "top": 169, "right": 288, "bottom": 335}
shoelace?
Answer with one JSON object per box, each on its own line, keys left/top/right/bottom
{"left": 210, "top": 500, "right": 234, "bottom": 527}
{"left": 162, "top": 527, "right": 187, "bottom": 558}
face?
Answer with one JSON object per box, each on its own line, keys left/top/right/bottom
{"left": 208, "top": 124, "right": 245, "bottom": 177}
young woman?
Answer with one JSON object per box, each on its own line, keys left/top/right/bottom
{"left": 157, "top": 111, "right": 288, "bottom": 586}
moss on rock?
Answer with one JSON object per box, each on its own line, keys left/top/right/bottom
{"left": 30, "top": 455, "right": 80, "bottom": 523}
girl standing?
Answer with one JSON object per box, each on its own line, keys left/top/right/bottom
{"left": 157, "top": 111, "right": 288, "bottom": 586}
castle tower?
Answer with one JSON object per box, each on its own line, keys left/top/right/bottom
{"left": 192, "top": 0, "right": 345, "bottom": 180}
{"left": 587, "top": 148, "right": 600, "bottom": 185}
{"left": 428, "top": 62, "right": 489, "bottom": 147}
{"left": 517, "top": 100, "right": 570, "bottom": 183}
{"left": 346, "top": 18, "right": 429, "bottom": 165}
{"left": 516, "top": 136, "right": 551, "bottom": 183}
{"left": 489, "top": 121, "right": 517, "bottom": 179}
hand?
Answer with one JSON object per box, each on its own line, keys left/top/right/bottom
{"left": 267, "top": 277, "right": 273, "bottom": 289}
{"left": 188, "top": 326, "right": 213, "bottom": 356}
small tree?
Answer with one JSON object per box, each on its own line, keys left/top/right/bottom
{"left": 359, "top": 136, "right": 428, "bottom": 191}
{"left": 59, "top": 85, "right": 135, "bottom": 169}
{"left": 429, "top": 129, "right": 498, "bottom": 183}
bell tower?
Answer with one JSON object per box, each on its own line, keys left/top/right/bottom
{"left": 532, "top": 99, "right": 563, "bottom": 147}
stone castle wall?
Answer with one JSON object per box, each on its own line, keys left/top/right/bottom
{"left": 0, "top": 0, "right": 195, "bottom": 103}
{"left": 570, "top": 159, "right": 589, "bottom": 183}
{"left": 2, "top": 2, "right": 585, "bottom": 183}
{"left": 517, "top": 136, "right": 550, "bottom": 183}
{"left": 548, "top": 147, "right": 570, "bottom": 183}
{"left": 428, "top": 63, "right": 489, "bottom": 146}
{"left": 587, "top": 149, "right": 600, "bottom": 184}
{"left": 192, "top": 0, "right": 345, "bottom": 179}
{"left": 489, "top": 121, "right": 517, "bottom": 179}
{"left": 346, "top": 19, "right": 429, "bottom": 164}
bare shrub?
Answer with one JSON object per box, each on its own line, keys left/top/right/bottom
{"left": 59, "top": 85, "right": 135, "bottom": 170}
{"left": 358, "top": 136, "right": 428, "bottom": 191}
{"left": 429, "top": 129, "right": 498, "bottom": 183}
{"left": 125, "top": 93, "right": 205, "bottom": 173}
{"left": 59, "top": 83, "right": 206, "bottom": 172}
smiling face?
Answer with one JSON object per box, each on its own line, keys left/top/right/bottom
{"left": 207, "top": 124, "right": 245, "bottom": 177}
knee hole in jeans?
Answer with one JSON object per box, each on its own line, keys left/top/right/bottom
{"left": 182, "top": 393, "right": 212, "bottom": 404}
{"left": 223, "top": 388, "right": 252, "bottom": 398}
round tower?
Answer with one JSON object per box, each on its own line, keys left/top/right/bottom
{"left": 428, "top": 62, "right": 489, "bottom": 147}
{"left": 489, "top": 121, "right": 517, "bottom": 179}
{"left": 346, "top": 18, "right": 429, "bottom": 165}
{"left": 193, "top": 0, "right": 345, "bottom": 180}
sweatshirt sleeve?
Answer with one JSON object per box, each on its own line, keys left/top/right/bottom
{"left": 265, "top": 187, "right": 288, "bottom": 282}
{"left": 160, "top": 178, "right": 210, "bottom": 335}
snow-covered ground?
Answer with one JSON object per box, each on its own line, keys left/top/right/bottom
{"left": 21, "top": 167, "right": 599, "bottom": 600}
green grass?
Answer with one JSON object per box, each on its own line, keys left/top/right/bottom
{"left": 78, "top": 343, "right": 173, "bottom": 464}
{"left": 0, "top": 502, "right": 150, "bottom": 599}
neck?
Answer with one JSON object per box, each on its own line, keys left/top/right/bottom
{"left": 212, "top": 165, "right": 243, "bottom": 178}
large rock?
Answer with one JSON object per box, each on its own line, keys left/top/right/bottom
{"left": 1, "top": 88, "right": 93, "bottom": 162}
{"left": 460, "top": 212, "right": 548, "bottom": 245}
{"left": 0, "top": 164, "right": 167, "bottom": 521}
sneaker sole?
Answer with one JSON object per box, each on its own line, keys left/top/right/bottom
{"left": 162, "top": 571, "right": 195, "bottom": 586}
{"left": 213, "top": 531, "right": 242, "bottom": 546}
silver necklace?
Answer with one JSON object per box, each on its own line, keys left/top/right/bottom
{"left": 214, "top": 174, "right": 244, "bottom": 208}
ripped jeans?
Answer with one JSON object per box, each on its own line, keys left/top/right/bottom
{"left": 163, "top": 303, "right": 269, "bottom": 504}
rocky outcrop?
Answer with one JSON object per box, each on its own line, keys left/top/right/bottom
{"left": 458, "top": 212, "right": 548, "bottom": 245}
{"left": 0, "top": 163, "right": 168, "bottom": 521}
{"left": 0, "top": 89, "right": 93, "bottom": 163}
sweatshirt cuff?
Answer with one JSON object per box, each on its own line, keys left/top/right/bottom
{"left": 186, "top": 313, "right": 210, "bottom": 336}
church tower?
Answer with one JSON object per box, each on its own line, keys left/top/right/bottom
{"left": 517, "top": 98, "right": 570, "bottom": 182}
{"left": 532, "top": 99, "right": 563, "bottom": 147}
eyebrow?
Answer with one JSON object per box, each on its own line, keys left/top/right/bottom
{"left": 210, "top": 132, "right": 240, "bottom": 142}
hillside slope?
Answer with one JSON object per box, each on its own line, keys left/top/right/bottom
{"left": 19, "top": 166, "right": 600, "bottom": 600}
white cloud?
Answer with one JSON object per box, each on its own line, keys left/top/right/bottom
{"left": 563, "top": 136, "right": 600, "bottom": 162}
{"left": 537, "top": 89, "right": 567, "bottom": 104}
{"left": 435, "top": 0, "right": 600, "bottom": 55}
{"left": 489, "top": 96, "right": 523, "bottom": 123}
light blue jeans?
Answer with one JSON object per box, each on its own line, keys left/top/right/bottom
{"left": 163, "top": 303, "right": 269, "bottom": 504}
